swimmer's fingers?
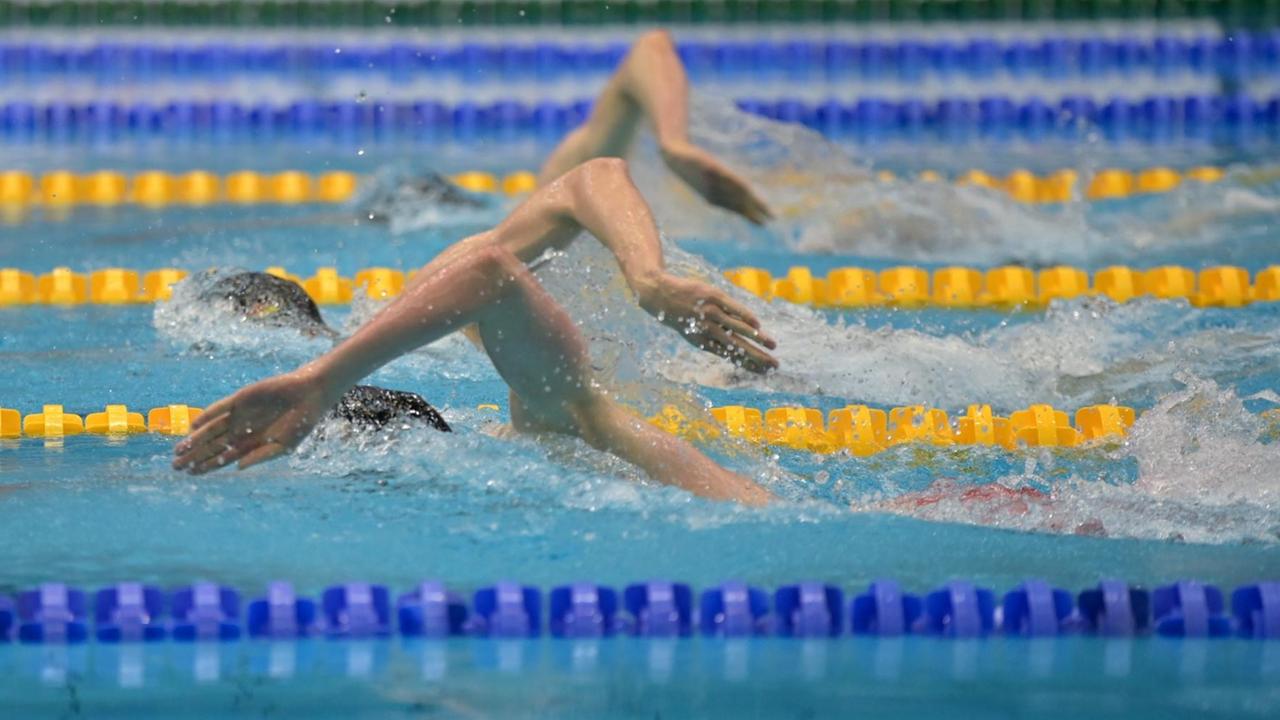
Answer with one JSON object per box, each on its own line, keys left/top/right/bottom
{"left": 735, "top": 185, "right": 774, "bottom": 225}
{"left": 707, "top": 290, "right": 765, "bottom": 332}
{"left": 704, "top": 305, "right": 776, "bottom": 351}
{"left": 705, "top": 326, "right": 778, "bottom": 374}
{"left": 173, "top": 413, "right": 233, "bottom": 469}
{"left": 188, "top": 437, "right": 257, "bottom": 475}
{"left": 187, "top": 396, "right": 234, "bottom": 433}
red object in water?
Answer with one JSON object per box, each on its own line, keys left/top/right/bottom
{"left": 902, "top": 481, "right": 1047, "bottom": 515}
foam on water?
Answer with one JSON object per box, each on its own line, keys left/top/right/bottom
{"left": 649, "top": 94, "right": 1280, "bottom": 266}
{"left": 853, "top": 374, "right": 1280, "bottom": 545}
{"left": 137, "top": 100, "right": 1280, "bottom": 549}
{"left": 663, "top": 274, "right": 1280, "bottom": 413}
{"left": 152, "top": 267, "right": 335, "bottom": 360}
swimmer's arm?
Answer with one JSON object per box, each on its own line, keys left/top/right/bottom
{"left": 175, "top": 246, "right": 537, "bottom": 472}
{"left": 400, "top": 158, "right": 776, "bottom": 370}
{"left": 497, "top": 158, "right": 778, "bottom": 371}
{"left": 537, "top": 30, "right": 771, "bottom": 224}
{"left": 538, "top": 30, "right": 692, "bottom": 183}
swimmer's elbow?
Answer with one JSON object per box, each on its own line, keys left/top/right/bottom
{"left": 561, "top": 158, "right": 634, "bottom": 215}
{"left": 567, "top": 157, "right": 631, "bottom": 190}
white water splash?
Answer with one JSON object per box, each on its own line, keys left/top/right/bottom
{"left": 857, "top": 376, "right": 1280, "bottom": 545}
{"left": 642, "top": 93, "right": 1280, "bottom": 266}
{"left": 152, "top": 268, "right": 334, "bottom": 358}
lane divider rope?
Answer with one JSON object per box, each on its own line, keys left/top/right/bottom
{"left": 726, "top": 262, "right": 1275, "bottom": 309}
{"left": 647, "top": 402, "right": 1135, "bottom": 455}
{"left": 0, "top": 169, "right": 539, "bottom": 208}
{"left": 1, "top": 35, "right": 1273, "bottom": 83}
{"left": 0, "top": 0, "right": 1266, "bottom": 28}
{"left": 2, "top": 95, "right": 1277, "bottom": 143}
{"left": 1, "top": 401, "right": 1137, "bottom": 456}
{"left": 1, "top": 260, "right": 1270, "bottom": 309}
{"left": 0, "top": 169, "right": 358, "bottom": 207}
{"left": 0, "top": 163, "right": 1226, "bottom": 215}
{"left": 1, "top": 577, "right": 1274, "bottom": 641}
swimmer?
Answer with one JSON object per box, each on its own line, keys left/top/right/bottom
{"left": 198, "top": 269, "right": 451, "bottom": 433}
{"left": 868, "top": 478, "right": 1107, "bottom": 538}
{"left": 200, "top": 270, "right": 335, "bottom": 338}
{"left": 174, "top": 157, "right": 776, "bottom": 506}
{"left": 100, "top": 30, "right": 770, "bottom": 245}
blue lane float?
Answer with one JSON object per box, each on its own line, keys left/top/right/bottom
{"left": 1153, "top": 581, "right": 1233, "bottom": 638}
{"left": 4, "top": 94, "right": 1280, "bottom": 144}
{"left": 14, "top": 584, "right": 88, "bottom": 644}
{"left": 471, "top": 582, "right": 541, "bottom": 638}
{"left": 624, "top": 581, "right": 694, "bottom": 637}
{"left": 850, "top": 580, "right": 922, "bottom": 636}
{"left": 3, "top": 578, "right": 1280, "bottom": 644}
{"left": 397, "top": 581, "right": 468, "bottom": 638}
{"left": 1002, "top": 580, "right": 1075, "bottom": 637}
{"left": 1078, "top": 580, "right": 1152, "bottom": 637}
{"left": 246, "top": 581, "right": 318, "bottom": 639}
{"left": 3, "top": 35, "right": 1279, "bottom": 83}
{"left": 923, "top": 581, "right": 996, "bottom": 638}
{"left": 699, "top": 582, "right": 770, "bottom": 637}
{"left": 171, "top": 582, "right": 241, "bottom": 641}
{"left": 549, "top": 583, "right": 619, "bottom": 638}
{"left": 94, "top": 583, "right": 165, "bottom": 643}
{"left": 1233, "top": 582, "right": 1280, "bottom": 639}
{"left": 321, "top": 583, "right": 392, "bottom": 638}
{"left": 774, "top": 582, "right": 844, "bottom": 637}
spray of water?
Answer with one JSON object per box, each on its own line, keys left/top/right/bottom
{"left": 856, "top": 375, "right": 1280, "bottom": 545}
{"left": 146, "top": 100, "right": 1280, "bottom": 545}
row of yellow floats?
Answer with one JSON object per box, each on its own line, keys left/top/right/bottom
{"left": 651, "top": 403, "right": 1136, "bottom": 456}
{"left": 1, "top": 170, "right": 357, "bottom": 207}
{"left": 929, "top": 165, "right": 1224, "bottom": 203}
{"left": 0, "top": 266, "right": 412, "bottom": 305}
{"left": 0, "top": 169, "right": 539, "bottom": 208}
{"left": 5, "top": 400, "right": 1132, "bottom": 456}
{"left": 727, "top": 264, "right": 1279, "bottom": 309}
{"left": 6, "top": 263, "right": 1275, "bottom": 308}
{"left": 1, "top": 405, "right": 202, "bottom": 438}
{"left": 0, "top": 164, "right": 1224, "bottom": 210}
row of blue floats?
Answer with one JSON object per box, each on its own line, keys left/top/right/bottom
{"left": 1, "top": 579, "right": 1277, "bottom": 643}
{"left": 1, "top": 35, "right": 1280, "bottom": 80}
{"left": 2, "top": 95, "right": 1280, "bottom": 142}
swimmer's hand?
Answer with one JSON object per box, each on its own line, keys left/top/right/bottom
{"left": 639, "top": 273, "right": 778, "bottom": 373}
{"left": 659, "top": 140, "right": 773, "bottom": 225}
{"left": 172, "top": 370, "right": 337, "bottom": 474}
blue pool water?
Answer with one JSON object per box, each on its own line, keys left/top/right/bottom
{"left": 4, "top": 99, "right": 1280, "bottom": 715}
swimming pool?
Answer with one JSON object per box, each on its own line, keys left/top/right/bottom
{"left": 4, "top": 12, "right": 1280, "bottom": 720}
